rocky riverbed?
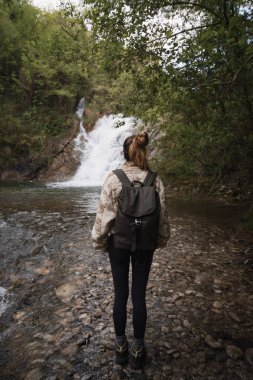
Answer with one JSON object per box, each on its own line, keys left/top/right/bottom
{"left": 0, "top": 188, "right": 253, "bottom": 380}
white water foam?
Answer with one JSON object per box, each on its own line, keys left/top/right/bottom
{"left": 0, "top": 287, "right": 12, "bottom": 318}
{"left": 52, "top": 113, "right": 137, "bottom": 188}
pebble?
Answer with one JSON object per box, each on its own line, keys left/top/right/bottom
{"left": 55, "top": 283, "right": 78, "bottom": 303}
{"left": 185, "top": 289, "right": 196, "bottom": 295}
{"left": 226, "top": 359, "right": 236, "bottom": 368}
{"left": 182, "top": 319, "right": 191, "bottom": 329}
{"left": 204, "top": 335, "right": 222, "bottom": 349}
{"left": 81, "top": 375, "right": 93, "bottom": 380}
{"left": 161, "top": 326, "right": 169, "bottom": 333}
{"left": 245, "top": 347, "right": 253, "bottom": 366}
{"left": 162, "top": 364, "right": 172, "bottom": 373}
{"left": 62, "top": 344, "right": 78, "bottom": 357}
{"left": 195, "top": 351, "right": 206, "bottom": 363}
{"left": 212, "top": 301, "right": 223, "bottom": 309}
{"left": 25, "top": 368, "right": 43, "bottom": 380}
{"left": 163, "top": 341, "right": 171, "bottom": 350}
{"left": 94, "top": 308, "right": 103, "bottom": 318}
{"left": 215, "top": 350, "right": 227, "bottom": 363}
{"left": 226, "top": 345, "right": 243, "bottom": 360}
{"left": 228, "top": 311, "right": 241, "bottom": 322}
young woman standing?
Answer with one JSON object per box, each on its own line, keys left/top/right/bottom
{"left": 91, "top": 132, "right": 170, "bottom": 370}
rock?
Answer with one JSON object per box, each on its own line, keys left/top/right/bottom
{"left": 205, "top": 335, "right": 222, "bottom": 349}
{"left": 13, "top": 311, "right": 26, "bottom": 320}
{"left": 79, "top": 313, "right": 92, "bottom": 324}
{"left": 60, "top": 332, "right": 73, "bottom": 344}
{"left": 36, "top": 267, "right": 50, "bottom": 275}
{"left": 215, "top": 350, "right": 227, "bottom": 363}
{"left": 226, "top": 345, "right": 243, "bottom": 360}
{"left": 195, "top": 351, "right": 206, "bottom": 363}
{"left": 59, "top": 316, "right": 75, "bottom": 325}
{"left": 245, "top": 347, "right": 253, "bottom": 366}
{"left": 183, "top": 319, "right": 191, "bottom": 329}
{"left": 185, "top": 289, "right": 196, "bottom": 295}
{"left": 62, "top": 344, "right": 78, "bottom": 357}
{"left": 161, "top": 326, "right": 169, "bottom": 333}
{"left": 43, "top": 334, "right": 55, "bottom": 343}
{"left": 228, "top": 312, "right": 241, "bottom": 323}
{"left": 163, "top": 341, "right": 171, "bottom": 350}
{"left": 94, "top": 308, "right": 103, "bottom": 318}
{"left": 55, "top": 284, "right": 78, "bottom": 303}
{"left": 162, "top": 364, "right": 172, "bottom": 373}
{"left": 213, "top": 301, "right": 223, "bottom": 309}
{"left": 226, "top": 359, "right": 236, "bottom": 368}
{"left": 25, "top": 368, "right": 43, "bottom": 380}
{"left": 81, "top": 375, "right": 93, "bottom": 380}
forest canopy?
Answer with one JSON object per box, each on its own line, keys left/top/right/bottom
{"left": 0, "top": 0, "right": 252, "bottom": 196}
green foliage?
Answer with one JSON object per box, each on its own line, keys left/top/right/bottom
{"left": 86, "top": 0, "right": 253, "bottom": 193}
{"left": 1, "top": 0, "right": 253, "bottom": 196}
{"left": 0, "top": 0, "right": 98, "bottom": 171}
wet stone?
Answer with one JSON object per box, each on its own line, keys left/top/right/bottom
{"left": 25, "top": 368, "right": 43, "bottom": 380}
{"left": 245, "top": 347, "right": 253, "bottom": 366}
{"left": 182, "top": 319, "right": 191, "bottom": 329}
{"left": 213, "top": 301, "right": 223, "bottom": 309}
{"left": 161, "top": 326, "right": 169, "bottom": 333}
{"left": 205, "top": 335, "right": 223, "bottom": 349}
{"left": 226, "top": 359, "right": 236, "bottom": 368}
{"left": 81, "top": 375, "right": 93, "bottom": 380}
{"left": 62, "top": 344, "right": 78, "bottom": 358}
{"left": 226, "top": 345, "right": 244, "bottom": 360}
{"left": 215, "top": 350, "right": 227, "bottom": 363}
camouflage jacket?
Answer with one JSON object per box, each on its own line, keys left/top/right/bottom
{"left": 91, "top": 161, "right": 170, "bottom": 251}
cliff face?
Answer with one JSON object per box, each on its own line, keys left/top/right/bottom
{"left": 37, "top": 121, "right": 81, "bottom": 182}
{"left": 0, "top": 119, "right": 81, "bottom": 182}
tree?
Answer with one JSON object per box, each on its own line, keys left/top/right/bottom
{"left": 85, "top": 0, "right": 253, "bottom": 191}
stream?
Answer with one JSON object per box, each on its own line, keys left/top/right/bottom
{"left": 0, "top": 181, "right": 252, "bottom": 379}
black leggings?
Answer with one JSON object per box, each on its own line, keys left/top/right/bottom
{"left": 109, "top": 237, "right": 154, "bottom": 339}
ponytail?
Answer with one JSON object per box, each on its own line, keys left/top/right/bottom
{"left": 123, "top": 132, "right": 150, "bottom": 170}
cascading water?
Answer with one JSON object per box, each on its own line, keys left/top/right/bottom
{"left": 61, "top": 101, "right": 138, "bottom": 187}
{"left": 74, "top": 97, "right": 88, "bottom": 153}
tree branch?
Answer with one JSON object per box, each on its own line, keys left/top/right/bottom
{"left": 222, "top": 0, "right": 230, "bottom": 28}
{"left": 170, "top": 1, "right": 223, "bottom": 20}
{"left": 59, "top": 21, "right": 79, "bottom": 41}
{"left": 168, "top": 21, "right": 221, "bottom": 39}
{"left": 229, "top": 53, "right": 253, "bottom": 86}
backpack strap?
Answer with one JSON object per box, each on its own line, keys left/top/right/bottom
{"left": 143, "top": 171, "right": 157, "bottom": 187}
{"left": 113, "top": 169, "right": 132, "bottom": 187}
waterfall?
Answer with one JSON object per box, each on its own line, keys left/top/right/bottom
{"left": 59, "top": 101, "right": 138, "bottom": 187}
{"left": 73, "top": 97, "right": 88, "bottom": 153}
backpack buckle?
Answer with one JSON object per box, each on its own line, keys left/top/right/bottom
{"left": 135, "top": 218, "right": 142, "bottom": 226}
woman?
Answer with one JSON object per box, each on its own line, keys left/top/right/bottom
{"left": 91, "top": 132, "right": 170, "bottom": 370}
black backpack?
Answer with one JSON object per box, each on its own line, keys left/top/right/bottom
{"left": 112, "top": 169, "right": 161, "bottom": 251}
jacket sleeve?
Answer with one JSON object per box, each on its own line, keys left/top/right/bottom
{"left": 156, "top": 176, "right": 170, "bottom": 248}
{"left": 91, "top": 172, "right": 118, "bottom": 251}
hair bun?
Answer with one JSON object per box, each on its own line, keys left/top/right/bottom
{"left": 135, "top": 132, "right": 149, "bottom": 148}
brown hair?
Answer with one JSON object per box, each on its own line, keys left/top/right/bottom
{"left": 123, "top": 132, "right": 150, "bottom": 170}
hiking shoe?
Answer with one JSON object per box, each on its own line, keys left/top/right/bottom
{"left": 130, "top": 343, "right": 146, "bottom": 370}
{"left": 115, "top": 339, "right": 129, "bottom": 365}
